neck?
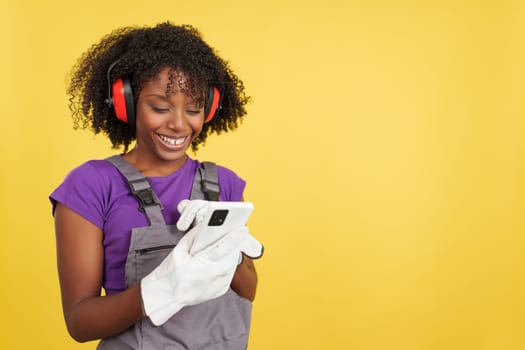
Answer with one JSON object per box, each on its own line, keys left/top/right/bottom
{"left": 122, "top": 149, "right": 188, "bottom": 177}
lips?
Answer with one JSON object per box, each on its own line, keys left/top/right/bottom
{"left": 157, "top": 133, "right": 187, "bottom": 146}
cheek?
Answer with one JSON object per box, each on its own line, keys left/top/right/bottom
{"left": 135, "top": 107, "right": 160, "bottom": 130}
{"left": 189, "top": 116, "right": 205, "bottom": 134}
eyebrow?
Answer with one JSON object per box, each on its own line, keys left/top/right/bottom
{"left": 145, "top": 93, "right": 168, "bottom": 99}
{"left": 144, "top": 93, "right": 202, "bottom": 107}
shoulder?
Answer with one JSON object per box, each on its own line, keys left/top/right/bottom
{"left": 194, "top": 159, "right": 246, "bottom": 201}
{"left": 49, "top": 157, "right": 127, "bottom": 226}
{"left": 60, "top": 159, "right": 123, "bottom": 190}
{"left": 216, "top": 164, "right": 244, "bottom": 184}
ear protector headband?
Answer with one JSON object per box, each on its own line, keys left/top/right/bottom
{"left": 105, "top": 59, "right": 222, "bottom": 125}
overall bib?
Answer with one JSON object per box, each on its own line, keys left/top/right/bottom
{"left": 97, "top": 155, "right": 252, "bottom": 350}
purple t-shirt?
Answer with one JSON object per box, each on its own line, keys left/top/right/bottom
{"left": 50, "top": 156, "right": 246, "bottom": 295}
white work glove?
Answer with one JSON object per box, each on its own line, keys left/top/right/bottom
{"left": 237, "top": 225, "right": 264, "bottom": 259}
{"left": 176, "top": 199, "right": 210, "bottom": 232}
{"left": 141, "top": 219, "right": 241, "bottom": 326}
{"left": 177, "top": 199, "right": 264, "bottom": 259}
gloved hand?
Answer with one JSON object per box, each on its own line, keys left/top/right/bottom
{"left": 141, "top": 219, "right": 241, "bottom": 326}
{"left": 176, "top": 199, "right": 210, "bottom": 232}
{"left": 177, "top": 199, "right": 264, "bottom": 259}
{"left": 175, "top": 199, "right": 210, "bottom": 255}
{"left": 237, "top": 225, "right": 264, "bottom": 259}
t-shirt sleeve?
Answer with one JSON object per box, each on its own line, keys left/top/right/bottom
{"left": 49, "top": 161, "right": 108, "bottom": 229}
{"left": 216, "top": 166, "right": 246, "bottom": 201}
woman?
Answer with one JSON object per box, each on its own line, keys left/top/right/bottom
{"left": 50, "top": 22, "right": 263, "bottom": 349}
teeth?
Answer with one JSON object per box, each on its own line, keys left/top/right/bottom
{"left": 159, "top": 134, "right": 185, "bottom": 145}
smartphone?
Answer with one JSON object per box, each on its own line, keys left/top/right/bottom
{"left": 189, "top": 201, "right": 254, "bottom": 256}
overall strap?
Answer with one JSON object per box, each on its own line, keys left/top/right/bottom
{"left": 106, "top": 155, "right": 166, "bottom": 226}
{"left": 190, "top": 161, "right": 220, "bottom": 201}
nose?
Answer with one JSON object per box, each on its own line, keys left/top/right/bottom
{"left": 166, "top": 107, "right": 188, "bottom": 130}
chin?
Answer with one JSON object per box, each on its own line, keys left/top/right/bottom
{"left": 156, "top": 150, "right": 188, "bottom": 162}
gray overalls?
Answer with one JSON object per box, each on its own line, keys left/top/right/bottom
{"left": 97, "top": 155, "right": 252, "bottom": 350}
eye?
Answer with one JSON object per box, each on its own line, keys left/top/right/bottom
{"left": 151, "top": 106, "right": 170, "bottom": 113}
{"left": 186, "top": 109, "right": 202, "bottom": 116}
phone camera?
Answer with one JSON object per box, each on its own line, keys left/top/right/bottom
{"left": 208, "top": 209, "right": 229, "bottom": 226}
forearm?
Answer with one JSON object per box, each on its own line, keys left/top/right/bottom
{"left": 230, "top": 256, "right": 258, "bottom": 301}
{"left": 64, "top": 285, "right": 143, "bottom": 342}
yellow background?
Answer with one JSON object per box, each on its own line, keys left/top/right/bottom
{"left": 2, "top": 0, "right": 524, "bottom": 349}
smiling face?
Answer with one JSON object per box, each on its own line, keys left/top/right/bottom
{"left": 130, "top": 68, "right": 205, "bottom": 174}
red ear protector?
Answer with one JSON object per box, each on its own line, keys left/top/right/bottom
{"left": 105, "top": 59, "right": 222, "bottom": 125}
{"left": 110, "top": 77, "right": 136, "bottom": 125}
{"left": 204, "top": 86, "right": 221, "bottom": 123}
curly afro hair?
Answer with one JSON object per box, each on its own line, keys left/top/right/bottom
{"left": 67, "top": 22, "right": 250, "bottom": 152}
